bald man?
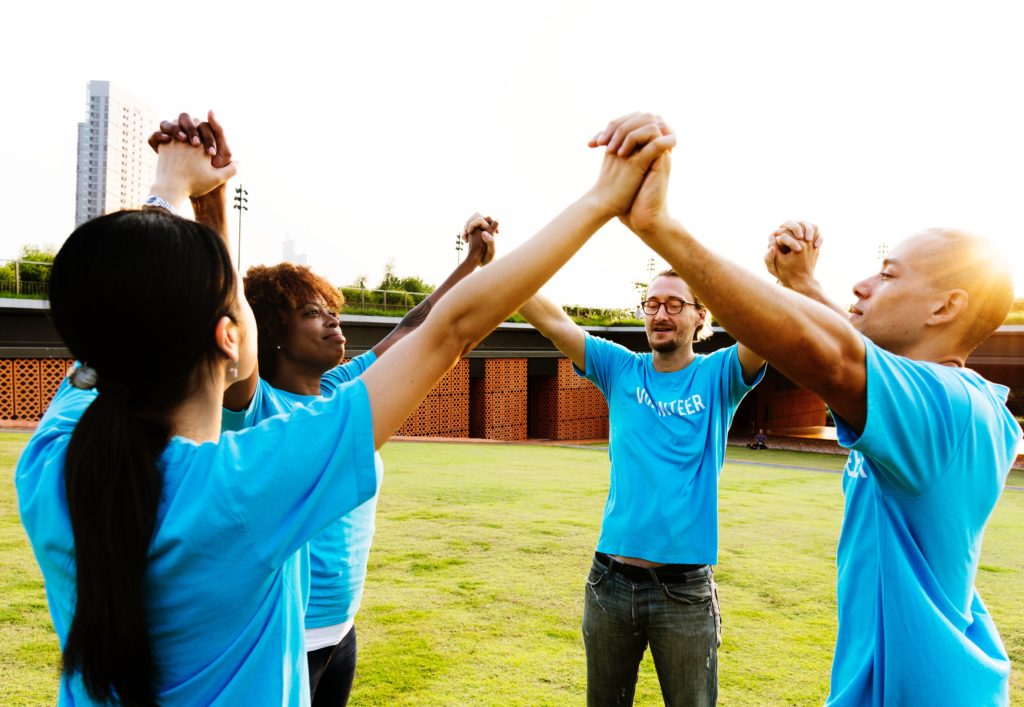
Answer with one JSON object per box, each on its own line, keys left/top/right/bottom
{"left": 590, "top": 114, "right": 1020, "bottom": 706}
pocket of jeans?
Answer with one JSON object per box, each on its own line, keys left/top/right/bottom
{"left": 659, "top": 575, "right": 713, "bottom": 605}
{"left": 585, "top": 564, "right": 609, "bottom": 590}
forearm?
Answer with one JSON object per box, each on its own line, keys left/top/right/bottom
{"left": 637, "top": 219, "right": 865, "bottom": 406}
{"left": 519, "top": 294, "right": 586, "bottom": 368}
{"left": 432, "top": 195, "right": 609, "bottom": 353}
{"left": 782, "top": 274, "right": 849, "bottom": 318}
{"left": 190, "top": 184, "right": 229, "bottom": 245}
{"left": 370, "top": 246, "right": 481, "bottom": 357}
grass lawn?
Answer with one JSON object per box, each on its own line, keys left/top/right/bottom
{"left": 2, "top": 436, "right": 1022, "bottom": 705}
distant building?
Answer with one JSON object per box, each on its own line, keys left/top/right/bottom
{"left": 75, "top": 81, "right": 158, "bottom": 226}
{"left": 282, "top": 237, "right": 308, "bottom": 265}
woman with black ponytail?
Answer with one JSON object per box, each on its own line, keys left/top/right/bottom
{"left": 16, "top": 110, "right": 676, "bottom": 704}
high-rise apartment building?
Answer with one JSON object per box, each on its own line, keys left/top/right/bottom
{"left": 75, "top": 81, "right": 159, "bottom": 226}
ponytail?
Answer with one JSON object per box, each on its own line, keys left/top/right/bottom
{"left": 62, "top": 391, "right": 168, "bottom": 705}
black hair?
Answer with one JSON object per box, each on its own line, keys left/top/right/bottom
{"left": 48, "top": 209, "right": 237, "bottom": 705}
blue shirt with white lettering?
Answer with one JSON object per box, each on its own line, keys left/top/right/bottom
{"left": 16, "top": 374, "right": 378, "bottom": 705}
{"left": 578, "top": 335, "right": 763, "bottom": 564}
{"left": 222, "top": 352, "right": 381, "bottom": 631}
{"left": 828, "top": 337, "right": 1020, "bottom": 706}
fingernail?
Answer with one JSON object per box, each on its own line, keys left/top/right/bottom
{"left": 192, "top": 136, "right": 200, "bottom": 146}
{"left": 178, "top": 131, "right": 187, "bottom": 140}
{"left": 208, "top": 147, "right": 216, "bottom": 155}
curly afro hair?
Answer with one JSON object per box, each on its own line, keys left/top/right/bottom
{"left": 243, "top": 263, "right": 344, "bottom": 381}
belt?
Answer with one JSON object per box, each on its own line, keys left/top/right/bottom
{"left": 595, "top": 552, "right": 708, "bottom": 584}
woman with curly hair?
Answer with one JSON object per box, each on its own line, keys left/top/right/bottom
{"left": 223, "top": 219, "right": 495, "bottom": 706}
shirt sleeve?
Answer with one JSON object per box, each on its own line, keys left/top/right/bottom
{"left": 715, "top": 343, "right": 764, "bottom": 406}
{"left": 574, "top": 333, "right": 634, "bottom": 397}
{"left": 320, "top": 351, "right": 378, "bottom": 398}
{"left": 216, "top": 378, "right": 379, "bottom": 569}
{"left": 220, "top": 377, "right": 272, "bottom": 432}
{"left": 834, "top": 337, "right": 970, "bottom": 495}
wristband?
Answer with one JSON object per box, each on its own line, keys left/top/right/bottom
{"left": 142, "top": 194, "right": 178, "bottom": 215}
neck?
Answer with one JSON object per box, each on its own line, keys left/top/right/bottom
{"left": 891, "top": 335, "right": 966, "bottom": 368}
{"left": 168, "top": 379, "right": 225, "bottom": 444}
{"left": 271, "top": 356, "right": 326, "bottom": 396}
{"left": 651, "top": 345, "right": 697, "bottom": 373}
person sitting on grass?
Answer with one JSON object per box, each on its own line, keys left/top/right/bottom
{"left": 607, "top": 115, "right": 1022, "bottom": 705}
{"left": 16, "top": 110, "right": 676, "bottom": 705}
{"left": 748, "top": 429, "right": 768, "bottom": 449}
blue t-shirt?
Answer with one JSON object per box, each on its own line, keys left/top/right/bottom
{"left": 828, "top": 337, "right": 1021, "bottom": 706}
{"left": 222, "top": 352, "right": 381, "bottom": 630}
{"left": 16, "top": 375, "right": 378, "bottom": 706}
{"left": 579, "top": 335, "right": 763, "bottom": 564}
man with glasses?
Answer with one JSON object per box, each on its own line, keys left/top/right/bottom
{"left": 518, "top": 270, "right": 765, "bottom": 706}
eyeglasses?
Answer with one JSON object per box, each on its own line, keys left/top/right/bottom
{"left": 640, "top": 298, "right": 701, "bottom": 315}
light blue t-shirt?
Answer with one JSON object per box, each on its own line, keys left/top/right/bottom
{"left": 222, "top": 351, "right": 381, "bottom": 630}
{"left": 16, "top": 375, "right": 378, "bottom": 706}
{"left": 828, "top": 337, "right": 1021, "bottom": 706}
{"left": 579, "top": 335, "right": 763, "bottom": 564}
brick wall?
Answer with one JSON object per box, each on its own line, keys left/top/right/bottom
{"left": 528, "top": 359, "right": 608, "bottom": 440}
{"left": 470, "top": 358, "right": 528, "bottom": 440}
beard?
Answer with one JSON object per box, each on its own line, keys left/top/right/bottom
{"left": 649, "top": 337, "right": 681, "bottom": 353}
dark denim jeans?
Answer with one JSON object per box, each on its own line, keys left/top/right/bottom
{"left": 582, "top": 556, "right": 721, "bottom": 706}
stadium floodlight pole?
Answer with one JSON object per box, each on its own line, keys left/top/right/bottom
{"left": 233, "top": 185, "right": 249, "bottom": 271}
{"left": 455, "top": 232, "right": 464, "bottom": 265}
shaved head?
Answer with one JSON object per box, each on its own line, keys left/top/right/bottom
{"left": 913, "top": 228, "right": 1014, "bottom": 352}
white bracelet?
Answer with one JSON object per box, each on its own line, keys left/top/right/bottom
{"left": 142, "top": 194, "right": 178, "bottom": 215}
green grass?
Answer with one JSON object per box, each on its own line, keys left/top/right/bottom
{"left": 2, "top": 436, "right": 1022, "bottom": 704}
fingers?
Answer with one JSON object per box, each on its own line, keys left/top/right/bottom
{"left": 617, "top": 123, "right": 663, "bottom": 159}
{"left": 634, "top": 133, "right": 677, "bottom": 170}
{"left": 773, "top": 231, "right": 805, "bottom": 254}
{"left": 763, "top": 244, "right": 780, "bottom": 278}
{"left": 463, "top": 213, "right": 489, "bottom": 237}
{"left": 606, "top": 113, "right": 660, "bottom": 155}
{"left": 148, "top": 131, "right": 173, "bottom": 153}
{"left": 589, "top": 111, "right": 641, "bottom": 148}
{"left": 479, "top": 232, "right": 495, "bottom": 266}
{"left": 207, "top": 110, "right": 232, "bottom": 168}
{"left": 773, "top": 220, "right": 822, "bottom": 250}
{"left": 196, "top": 122, "right": 217, "bottom": 157}
{"left": 178, "top": 113, "right": 201, "bottom": 147}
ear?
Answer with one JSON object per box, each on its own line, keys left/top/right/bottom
{"left": 927, "top": 289, "right": 968, "bottom": 326}
{"left": 214, "top": 315, "right": 240, "bottom": 365}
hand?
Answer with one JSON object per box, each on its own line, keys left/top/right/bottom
{"left": 462, "top": 212, "right": 498, "bottom": 266}
{"left": 150, "top": 140, "right": 238, "bottom": 205}
{"left": 148, "top": 111, "right": 233, "bottom": 169}
{"left": 765, "top": 220, "right": 822, "bottom": 288}
{"left": 586, "top": 112, "right": 676, "bottom": 217}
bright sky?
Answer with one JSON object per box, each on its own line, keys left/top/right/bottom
{"left": 2, "top": 0, "right": 1022, "bottom": 308}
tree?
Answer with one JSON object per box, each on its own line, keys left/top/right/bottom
{"left": 15, "top": 244, "right": 56, "bottom": 284}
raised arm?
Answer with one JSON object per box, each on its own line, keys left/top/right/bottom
{"left": 766, "top": 220, "right": 849, "bottom": 318}
{"left": 618, "top": 150, "right": 867, "bottom": 431}
{"left": 369, "top": 213, "right": 497, "bottom": 358}
{"left": 518, "top": 295, "right": 586, "bottom": 370}
{"left": 359, "top": 112, "right": 675, "bottom": 447}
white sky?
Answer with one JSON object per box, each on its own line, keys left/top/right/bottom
{"left": 1, "top": 0, "right": 1022, "bottom": 308}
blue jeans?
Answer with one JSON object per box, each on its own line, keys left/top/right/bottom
{"left": 582, "top": 555, "right": 721, "bottom": 706}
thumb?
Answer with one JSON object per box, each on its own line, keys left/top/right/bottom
{"left": 635, "top": 134, "right": 677, "bottom": 172}
{"left": 218, "top": 160, "right": 240, "bottom": 181}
